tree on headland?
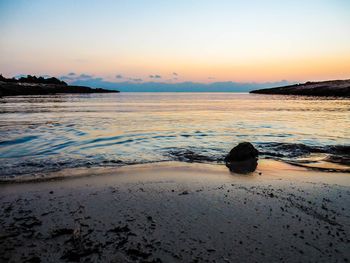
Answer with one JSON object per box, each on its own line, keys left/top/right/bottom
{"left": 0, "top": 74, "right": 17, "bottom": 83}
{"left": 0, "top": 74, "right": 67, "bottom": 85}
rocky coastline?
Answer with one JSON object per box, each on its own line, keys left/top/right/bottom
{"left": 0, "top": 75, "right": 119, "bottom": 96}
{"left": 250, "top": 79, "right": 350, "bottom": 97}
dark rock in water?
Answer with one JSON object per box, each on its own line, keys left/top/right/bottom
{"left": 225, "top": 142, "right": 258, "bottom": 173}
{"left": 225, "top": 142, "right": 258, "bottom": 162}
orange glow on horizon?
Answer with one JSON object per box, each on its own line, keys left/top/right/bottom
{"left": 1, "top": 53, "right": 349, "bottom": 84}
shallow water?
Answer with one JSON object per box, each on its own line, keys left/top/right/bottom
{"left": 0, "top": 93, "right": 349, "bottom": 178}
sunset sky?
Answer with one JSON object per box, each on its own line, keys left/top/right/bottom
{"left": 0, "top": 0, "right": 350, "bottom": 84}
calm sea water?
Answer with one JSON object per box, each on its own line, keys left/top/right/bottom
{"left": 0, "top": 93, "right": 349, "bottom": 178}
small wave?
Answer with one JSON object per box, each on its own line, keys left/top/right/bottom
{"left": 257, "top": 142, "right": 350, "bottom": 171}
{"left": 324, "top": 155, "right": 350, "bottom": 165}
{"left": 0, "top": 141, "right": 349, "bottom": 181}
{"left": 165, "top": 148, "right": 221, "bottom": 163}
{"left": 283, "top": 161, "right": 350, "bottom": 173}
{"left": 0, "top": 135, "right": 38, "bottom": 146}
{"left": 257, "top": 142, "right": 350, "bottom": 159}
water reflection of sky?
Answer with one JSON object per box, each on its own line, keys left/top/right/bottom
{"left": 0, "top": 93, "right": 349, "bottom": 177}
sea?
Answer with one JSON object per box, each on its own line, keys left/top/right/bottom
{"left": 0, "top": 92, "right": 349, "bottom": 179}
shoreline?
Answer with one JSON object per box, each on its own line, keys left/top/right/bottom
{"left": 1, "top": 160, "right": 349, "bottom": 262}
{"left": 1, "top": 157, "right": 349, "bottom": 184}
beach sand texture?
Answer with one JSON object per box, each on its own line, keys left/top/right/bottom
{"left": 0, "top": 160, "right": 349, "bottom": 262}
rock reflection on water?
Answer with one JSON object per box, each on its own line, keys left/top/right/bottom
{"left": 226, "top": 158, "right": 258, "bottom": 174}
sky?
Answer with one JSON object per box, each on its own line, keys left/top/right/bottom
{"left": 0, "top": 0, "right": 350, "bottom": 89}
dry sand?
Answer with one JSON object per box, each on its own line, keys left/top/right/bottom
{"left": 0, "top": 160, "right": 349, "bottom": 262}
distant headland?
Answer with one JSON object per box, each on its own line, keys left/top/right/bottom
{"left": 250, "top": 79, "right": 350, "bottom": 97}
{"left": 0, "top": 75, "right": 119, "bottom": 96}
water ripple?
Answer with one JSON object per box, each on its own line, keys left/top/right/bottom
{"left": 0, "top": 93, "right": 349, "bottom": 178}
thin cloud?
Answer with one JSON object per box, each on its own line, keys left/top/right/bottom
{"left": 129, "top": 78, "right": 143, "bottom": 82}
{"left": 15, "top": 74, "right": 26, "bottom": 78}
{"left": 60, "top": 75, "right": 73, "bottom": 80}
{"left": 60, "top": 73, "right": 97, "bottom": 82}
{"left": 149, "top": 74, "right": 162, "bottom": 79}
{"left": 79, "top": 74, "right": 93, "bottom": 79}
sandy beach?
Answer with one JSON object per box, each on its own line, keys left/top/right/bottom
{"left": 0, "top": 160, "right": 349, "bottom": 262}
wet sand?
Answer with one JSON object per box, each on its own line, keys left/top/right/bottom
{"left": 0, "top": 160, "right": 349, "bottom": 262}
